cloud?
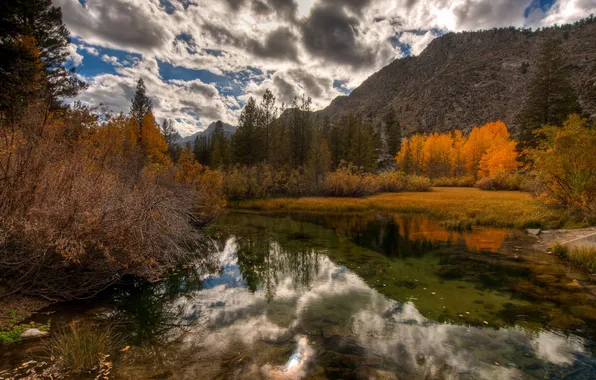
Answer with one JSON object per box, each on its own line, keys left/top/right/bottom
{"left": 55, "top": 0, "right": 175, "bottom": 54}
{"left": 301, "top": 4, "right": 393, "bottom": 68}
{"left": 54, "top": 0, "right": 596, "bottom": 136}
{"left": 75, "top": 56, "right": 240, "bottom": 136}
{"left": 540, "top": 0, "right": 596, "bottom": 26}
{"left": 67, "top": 43, "right": 84, "bottom": 66}
{"left": 399, "top": 30, "right": 439, "bottom": 56}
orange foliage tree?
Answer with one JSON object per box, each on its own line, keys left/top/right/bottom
{"left": 141, "top": 111, "right": 171, "bottom": 167}
{"left": 396, "top": 121, "right": 520, "bottom": 180}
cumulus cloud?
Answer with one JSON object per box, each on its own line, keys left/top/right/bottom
{"left": 53, "top": 0, "right": 596, "bottom": 135}
{"left": 66, "top": 43, "right": 84, "bottom": 66}
{"left": 55, "top": 0, "right": 174, "bottom": 54}
{"left": 540, "top": 0, "right": 596, "bottom": 26}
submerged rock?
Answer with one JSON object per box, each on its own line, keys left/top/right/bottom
{"left": 20, "top": 328, "right": 49, "bottom": 339}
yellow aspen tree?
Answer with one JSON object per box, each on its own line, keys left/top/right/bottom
{"left": 409, "top": 134, "right": 427, "bottom": 176}
{"left": 463, "top": 121, "right": 509, "bottom": 179}
{"left": 140, "top": 111, "right": 171, "bottom": 167}
{"left": 423, "top": 132, "right": 453, "bottom": 178}
{"left": 450, "top": 130, "right": 467, "bottom": 177}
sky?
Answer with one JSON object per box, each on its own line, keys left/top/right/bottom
{"left": 55, "top": 0, "right": 596, "bottom": 136}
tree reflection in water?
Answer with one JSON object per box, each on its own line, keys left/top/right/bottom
{"left": 65, "top": 212, "right": 596, "bottom": 379}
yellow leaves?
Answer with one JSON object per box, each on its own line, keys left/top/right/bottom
{"left": 174, "top": 148, "right": 226, "bottom": 214}
{"left": 175, "top": 148, "right": 204, "bottom": 184}
{"left": 479, "top": 139, "right": 520, "bottom": 178}
{"left": 396, "top": 120, "right": 519, "bottom": 180}
{"left": 141, "top": 111, "right": 171, "bottom": 167}
{"left": 530, "top": 114, "right": 596, "bottom": 217}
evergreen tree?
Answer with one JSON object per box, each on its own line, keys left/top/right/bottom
{"left": 193, "top": 136, "right": 210, "bottom": 165}
{"left": 210, "top": 120, "right": 231, "bottom": 168}
{"left": 328, "top": 122, "right": 344, "bottom": 168}
{"left": 160, "top": 118, "right": 178, "bottom": 146}
{"left": 384, "top": 110, "right": 402, "bottom": 156}
{"left": 307, "top": 121, "right": 332, "bottom": 186}
{"left": 519, "top": 38, "right": 582, "bottom": 145}
{"left": 349, "top": 116, "right": 376, "bottom": 172}
{"left": 259, "top": 89, "right": 277, "bottom": 164}
{"left": 233, "top": 97, "right": 261, "bottom": 165}
{"left": 0, "top": 0, "right": 86, "bottom": 118}
{"left": 130, "top": 78, "right": 153, "bottom": 128}
{"left": 289, "top": 95, "right": 312, "bottom": 168}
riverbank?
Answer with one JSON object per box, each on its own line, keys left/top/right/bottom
{"left": 228, "top": 187, "right": 568, "bottom": 229}
{"left": 531, "top": 227, "right": 596, "bottom": 273}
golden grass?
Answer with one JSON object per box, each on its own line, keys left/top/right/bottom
{"left": 553, "top": 243, "right": 596, "bottom": 272}
{"left": 229, "top": 187, "right": 566, "bottom": 229}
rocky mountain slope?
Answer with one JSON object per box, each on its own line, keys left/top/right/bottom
{"left": 319, "top": 19, "right": 596, "bottom": 136}
{"left": 175, "top": 122, "right": 237, "bottom": 146}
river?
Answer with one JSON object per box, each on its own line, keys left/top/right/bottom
{"left": 2, "top": 211, "right": 596, "bottom": 379}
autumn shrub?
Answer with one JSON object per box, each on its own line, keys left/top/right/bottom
{"left": 222, "top": 164, "right": 288, "bottom": 199}
{"left": 323, "top": 162, "right": 380, "bottom": 197}
{"left": 432, "top": 176, "right": 475, "bottom": 187}
{"left": 286, "top": 168, "right": 312, "bottom": 197}
{"left": 376, "top": 171, "right": 407, "bottom": 192}
{"left": 553, "top": 243, "right": 596, "bottom": 273}
{"left": 530, "top": 114, "right": 596, "bottom": 220}
{"left": 45, "top": 323, "right": 117, "bottom": 374}
{"left": 174, "top": 148, "right": 225, "bottom": 223}
{"left": 0, "top": 105, "right": 216, "bottom": 300}
{"left": 404, "top": 175, "right": 432, "bottom": 192}
{"left": 475, "top": 173, "right": 527, "bottom": 191}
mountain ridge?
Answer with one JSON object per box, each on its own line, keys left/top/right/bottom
{"left": 175, "top": 122, "right": 237, "bottom": 146}
{"left": 318, "top": 18, "right": 596, "bottom": 136}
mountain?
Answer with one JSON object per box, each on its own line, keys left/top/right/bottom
{"left": 175, "top": 121, "right": 237, "bottom": 146}
{"left": 319, "top": 19, "right": 596, "bottom": 136}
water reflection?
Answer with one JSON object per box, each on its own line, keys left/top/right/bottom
{"left": 6, "top": 213, "right": 595, "bottom": 379}
{"left": 287, "top": 213, "right": 509, "bottom": 257}
{"left": 100, "top": 213, "right": 596, "bottom": 379}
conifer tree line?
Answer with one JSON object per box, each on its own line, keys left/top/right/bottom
{"left": 187, "top": 89, "right": 402, "bottom": 174}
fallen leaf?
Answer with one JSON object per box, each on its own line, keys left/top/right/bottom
{"left": 121, "top": 346, "right": 131, "bottom": 352}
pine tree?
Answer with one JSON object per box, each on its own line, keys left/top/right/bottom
{"left": 307, "top": 122, "right": 332, "bottom": 186}
{"left": 259, "top": 89, "right": 276, "bottom": 164}
{"left": 289, "top": 95, "right": 312, "bottom": 168}
{"left": 384, "top": 110, "right": 402, "bottom": 156}
{"left": 160, "top": 118, "right": 177, "bottom": 146}
{"left": 233, "top": 97, "right": 261, "bottom": 166}
{"left": 0, "top": 0, "right": 86, "bottom": 117}
{"left": 193, "top": 135, "right": 210, "bottom": 165}
{"left": 130, "top": 78, "right": 153, "bottom": 128}
{"left": 328, "top": 123, "right": 344, "bottom": 169}
{"left": 349, "top": 116, "right": 376, "bottom": 172}
{"left": 519, "top": 38, "right": 582, "bottom": 146}
{"left": 210, "top": 120, "right": 231, "bottom": 168}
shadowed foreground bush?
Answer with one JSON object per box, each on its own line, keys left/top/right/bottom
{"left": 45, "top": 324, "right": 116, "bottom": 374}
{"left": 0, "top": 105, "right": 222, "bottom": 301}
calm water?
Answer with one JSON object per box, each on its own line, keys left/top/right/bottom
{"left": 2, "top": 212, "right": 596, "bottom": 379}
